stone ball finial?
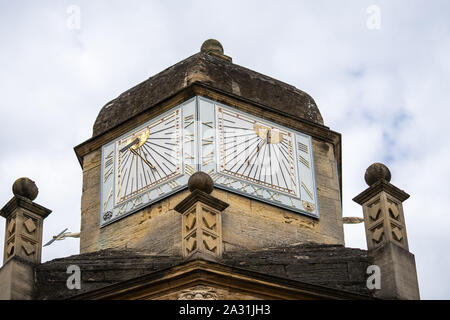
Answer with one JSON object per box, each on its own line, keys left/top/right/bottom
{"left": 12, "top": 177, "right": 39, "bottom": 201}
{"left": 201, "top": 39, "right": 224, "bottom": 55}
{"left": 364, "top": 163, "right": 391, "bottom": 186}
{"left": 188, "top": 171, "right": 214, "bottom": 194}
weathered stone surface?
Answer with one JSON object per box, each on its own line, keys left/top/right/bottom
{"left": 0, "top": 257, "right": 34, "bottom": 300}
{"left": 79, "top": 129, "right": 344, "bottom": 253}
{"left": 365, "top": 162, "right": 391, "bottom": 186}
{"left": 93, "top": 52, "right": 323, "bottom": 137}
{"left": 34, "top": 243, "right": 374, "bottom": 300}
{"left": 369, "top": 242, "right": 420, "bottom": 299}
{"left": 12, "top": 178, "right": 38, "bottom": 201}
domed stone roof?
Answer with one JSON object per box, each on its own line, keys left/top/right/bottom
{"left": 93, "top": 41, "right": 323, "bottom": 137}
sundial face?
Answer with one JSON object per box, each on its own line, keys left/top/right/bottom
{"left": 100, "top": 98, "right": 196, "bottom": 226}
{"left": 99, "top": 96, "right": 319, "bottom": 226}
{"left": 198, "top": 98, "right": 318, "bottom": 217}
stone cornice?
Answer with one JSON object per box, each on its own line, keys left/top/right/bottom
{"left": 174, "top": 189, "right": 229, "bottom": 214}
{"left": 0, "top": 195, "right": 52, "bottom": 219}
{"left": 352, "top": 179, "right": 410, "bottom": 205}
{"left": 69, "top": 259, "right": 375, "bottom": 300}
{"left": 74, "top": 84, "right": 341, "bottom": 168}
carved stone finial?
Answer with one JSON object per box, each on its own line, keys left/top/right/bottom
{"left": 201, "top": 39, "right": 224, "bottom": 55}
{"left": 364, "top": 162, "right": 391, "bottom": 186}
{"left": 188, "top": 171, "right": 214, "bottom": 194}
{"left": 12, "top": 177, "right": 38, "bottom": 201}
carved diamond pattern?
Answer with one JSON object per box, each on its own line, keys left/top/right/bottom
{"left": 22, "top": 242, "right": 35, "bottom": 256}
{"left": 369, "top": 206, "right": 381, "bottom": 221}
{"left": 392, "top": 226, "right": 403, "bottom": 242}
{"left": 203, "top": 233, "right": 217, "bottom": 253}
{"left": 185, "top": 211, "right": 196, "bottom": 232}
{"left": 6, "top": 241, "right": 14, "bottom": 256}
{"left": 24, "top": 218, "right": 37, "bottom": 234}
{"left": 7, "top": 219, "right": 16, "bottom": 236}
{"left": 372, "top": 227, "right": 384, "bottom": 243}
{"left": 202, "top": 210, "right": 216, "bottom": 231}
{"left": 185, "top": 233, "right": 197, "bottom": 254}
{"left": 389, "top": 205, "right": 400, "bottom": 220}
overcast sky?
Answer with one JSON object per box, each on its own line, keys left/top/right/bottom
{"left": 0, "top": 0, "right": 449, "bottom": 299}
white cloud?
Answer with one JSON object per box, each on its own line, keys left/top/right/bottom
{"left": 0, "top": 0, "right": 449, "bottom": 299}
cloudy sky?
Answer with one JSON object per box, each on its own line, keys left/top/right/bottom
{"left": 0, "top": 0, "right": 449, "bottom": 299}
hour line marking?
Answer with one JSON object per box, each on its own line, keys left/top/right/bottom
{"left": 184, "top": 114, "right": 194, "bottom": 128}
{"left": 202, "top": 136, "right": 214, "bottom": 146}
{"left": 202, "top": 121, "right": 213, "bottom": 128}
{"left": 298, "top": 155, "right": 310, "bottom": 168}
{"left": 185, "top": 164, "right": 195, "bottom": 176}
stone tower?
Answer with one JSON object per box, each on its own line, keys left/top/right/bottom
{"left": 0, "top": 40, "right": 419, "bottom": 300}
{"left": 74, "top": 39, "right": 343, "bottom": 256}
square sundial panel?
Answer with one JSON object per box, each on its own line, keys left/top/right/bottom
{"left": 100, "top": 98, "right": 197, "bottom": 226}
{"left": 198, "top": 97, "right": 319, "bottom": 218}
{"left": 100, "top": 96, "right": 319, "bottom": 227}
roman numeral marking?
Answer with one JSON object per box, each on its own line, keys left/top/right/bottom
{"left": 103, "top": 187, "right": 113, "bottom": 209}
{"left": 103, "top": 150, "right": 114, "bottom": 182}
{"left": 249, "top": 185, "right": 263, "bottom": 197}
{"left": 104, "top": 166, "right": 113, "bottom": 182}
{"left": 298, "top": 155, "right": 310, "bottom": 168}
{"left": 185, "top": 164, "right": 196, "bottom": 176}
{"left": 184, "top": 134, "right": 194, "bottom": 143}
{"left": 168, "top": 180, "right": 180, "bottom": 190}
{"left": 104, "top": 150, "right": 114, "bottom": 168}
{"left": 118, "top": 203, "right": 127, "bottom": 215}
{"left": 157, "top": 187, "right": 165, "bottom": 196}
{"left": 298, "top": 142, "right": 308, "bottom": 153}
{"left": 221, "top": 177, "right": 235, "bottom": 187}
{"left": 289, "top": 197, "right": 297, "bottom": 208}
{"left": 202, "top": 121, "right": 213, "bottom": 128}
{"left": 208, "top": 169, "right": 220, "bottom": 181}
{"left": 202, "top": 136, "right": 214, "bottom": 146}
{"left": 238, "top": 182, "right": 248, "bottom": 192}
{"left": 301, "top": 181, "right": 314, "bottom": 200}
{"left": 185, "top": 153, "right": 194, "bottom": 160}
{"left": 184, "top": 114, "right": 194, "bottom": 128}
{"left": 202, "top": 151, "right": 214, "bottom": 165}
{"left": 130, "top": 195, "right": 143, "bottom": 209}
{"left": 267, "top": 190, "right": 281, "bottom": 202}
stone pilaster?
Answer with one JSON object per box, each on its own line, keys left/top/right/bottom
{"left": 0, "top": 178, "right": 51, "bottom": 300}
{"left": 353, "top": 163, "right": 420, "bottom": 299}
{"left": 174, "top": 172, "right": 229, "bottom": 260}
{"left": 1, "top": 178, "right": 51, "bottom": 265}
